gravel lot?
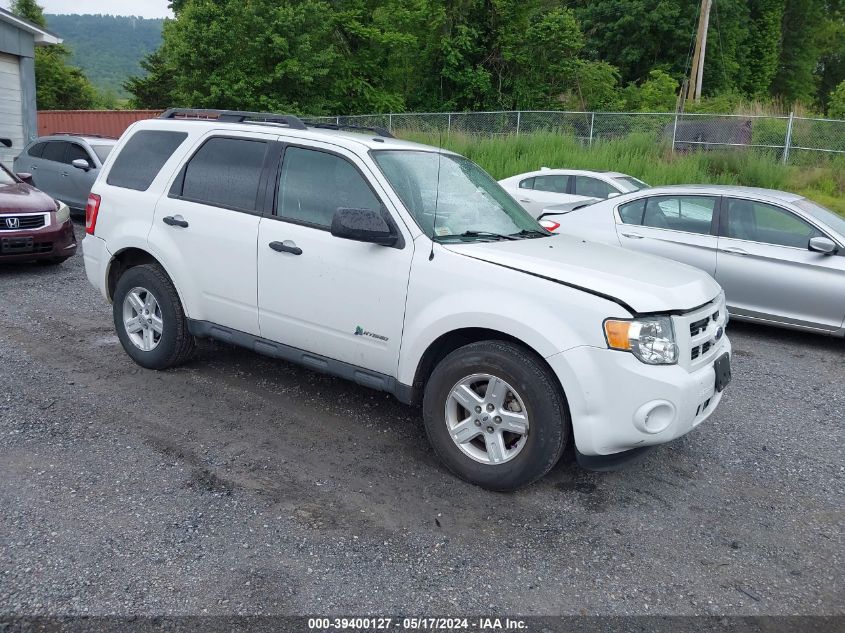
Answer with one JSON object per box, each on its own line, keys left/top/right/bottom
{"left": 0, "top": 223, "right": 842, "bottom": 617}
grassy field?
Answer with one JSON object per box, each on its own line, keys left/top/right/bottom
{"left": 400, "top": 131, "right": 845, "bottom": 216}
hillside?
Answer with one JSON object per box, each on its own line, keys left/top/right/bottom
{"left": 45, "top": 14, "right": 164, "bottom": 98}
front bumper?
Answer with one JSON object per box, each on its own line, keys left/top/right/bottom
{"left": 548, "top": 335, "right": 731, "bottom": 457}
{"left": 0, "top": 216, "right": 76, "bottom": 262}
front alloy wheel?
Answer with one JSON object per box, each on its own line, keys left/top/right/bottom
{"left": 445, "top": 373, "right": 529, "bottom": 464}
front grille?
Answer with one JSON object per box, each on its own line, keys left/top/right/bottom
{"left": 680, "top": 300, "right": 725, "bottom": 367}
{"left": 1, "top": 214, "right": 46, "bottom": 230}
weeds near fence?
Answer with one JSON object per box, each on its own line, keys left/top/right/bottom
{"left": 398, "top": 131, "right": 845, "bottom": 216}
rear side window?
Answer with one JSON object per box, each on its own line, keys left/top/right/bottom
{"left": 532, "top": 174, "right": 570, "bottom": 193}
{"left": 28, "top": 142, "right": 46, "bottom": 158}
{"left": 107, "top": 130, "right": 188, "bottom": 191}
{"left": 618, "top": 199, "right": 646, "bottom": 224}
{"left": 41, "top": 141, "right": 68, "bottom": 163}
{"left": 177, "top": 137, "right": 268, "bottom": 211}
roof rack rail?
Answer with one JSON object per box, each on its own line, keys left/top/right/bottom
{"left": 52, "top": 132, "right": 117, "bottom": 139}
{"left": 302, "top": 120, "right": 394, "bottom": 139}
{"left": 159, "top": 108, "right": 308, "bottom": 130}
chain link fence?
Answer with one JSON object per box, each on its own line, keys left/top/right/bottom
{"left": 309, "top": 111, "right": 845, "bottom": 164}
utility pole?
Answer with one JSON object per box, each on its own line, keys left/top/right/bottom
{"left": 686, "top": 0, "right": 712, "bottom": 103}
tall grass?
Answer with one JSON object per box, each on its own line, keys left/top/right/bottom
{"left": 399, "top": 131, "right": 845, "bottom": 216}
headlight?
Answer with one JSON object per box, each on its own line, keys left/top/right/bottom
{"left": 55, "top": 200, "right": 70, "bottom": 224}
{"left": 604, "top": 316, "right": 678, "bottom": 365}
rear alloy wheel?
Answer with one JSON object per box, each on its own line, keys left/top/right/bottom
{"left": 122, "top": 286, "right": 164, "bottom": 352}
{"left": 423, "top": 340, "right": 569, "bottom": 491}
{"left": 113, "top": 264, "right": 195, "bottom": 369}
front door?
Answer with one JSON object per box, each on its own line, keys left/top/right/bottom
{"left": 716, "top": 197, "right": 845, "bottom": 331}
{"left": 614, "top": 194, "right": 720, "bottom": 276}
{"left": 257, "top": 142, "right": 413, "bottom": 376}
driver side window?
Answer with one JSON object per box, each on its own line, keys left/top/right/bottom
{"left": 277, "top": 147, "right": 381, "bottom": 229}
{"left": 722, "top": 199, "right": 823, "bottom": 248}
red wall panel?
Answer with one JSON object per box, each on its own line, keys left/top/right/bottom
{"left": 37, "top": 110, "right": 164, "bottom": 139}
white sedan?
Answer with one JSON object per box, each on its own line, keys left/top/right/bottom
{"left": 498, "top": 168, "right": 649, "bottom": 217}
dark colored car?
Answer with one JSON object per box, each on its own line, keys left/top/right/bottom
{"left": 0, "top": 159, "right": 77, "bottom": 264}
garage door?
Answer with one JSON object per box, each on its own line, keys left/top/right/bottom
{"left": 0, "top": 52, "right": 25, "bottom": 168}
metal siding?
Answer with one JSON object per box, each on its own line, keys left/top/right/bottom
{"left": 0, "top": 52, "right": 24, "bottom": 168}
{"left": 0, "top": 19, "right": 34, "bottom": 58}
{"left": 36, "top": 110, "right": 164, "bottom": 139}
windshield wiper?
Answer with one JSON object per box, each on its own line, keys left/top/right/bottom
{"left": 457, "top": 231, "right": 519, "bottom": 241}
{"left": 510, "top": 229, "right": 550, "bottom": 238}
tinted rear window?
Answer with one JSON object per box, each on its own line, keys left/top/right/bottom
{"left": 107, "top": 130, "right": 188, "bottom": 191}
{"left": 178, "top": 137, "right": 268, "bottom": 211}
{"left": 41, "top": 141, "right": 68, "bottom": 162}
{"left": 28, "top": 142, "right": 46, "bottom": 157}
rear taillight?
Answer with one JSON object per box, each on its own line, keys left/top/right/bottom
{"left": 85, "top": 194, "right": 101, "bottom": 235}
{"left": 539, "top": 219, "right": 560, "bottom": 232}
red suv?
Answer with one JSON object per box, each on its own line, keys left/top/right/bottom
{"left": 0, "top": 162, "right": 76, "bottom": 264}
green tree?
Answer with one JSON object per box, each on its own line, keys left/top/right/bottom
{"left": 771, "top": 0, "right": 826, "bottom": 104}
{"left": 828, "top": 79, "right": 845, "bottom": 118}
{"left": 10, "top": 0, "right": 100, "bottom": 110}
{"left": 625, "top": 69, "right": 680, "bottom": 111}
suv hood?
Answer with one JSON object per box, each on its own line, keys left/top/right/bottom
{"left": 445, "top": 235, "right": 720, "bottom": 314}
{"left": 0, "top": 182, "right": 56, "bottom": 214}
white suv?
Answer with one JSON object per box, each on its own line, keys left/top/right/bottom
{"left": 82, "top": 109, "right": 731, "bottom": 491}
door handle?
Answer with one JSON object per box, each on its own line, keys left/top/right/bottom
{"left": 60, "top": 173, "right": 68, "bottom": 177}
{"left": 519, "top": 198, "right": 532, "bottom": 203}
{"left": 620, "top": 232, "right": 644, "bottom": 239}
{"left": 721, "top": 246, "right": 748, "bottom": 256}
{"left": 163, "top": 215, "right": 189, "bottom": 228}
{"left": 269, "top": 240, "right": 302, "bottom": 255}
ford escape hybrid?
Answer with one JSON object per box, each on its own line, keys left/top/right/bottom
{"left": 82, "top": 109, "right": 731, "bottom": 491}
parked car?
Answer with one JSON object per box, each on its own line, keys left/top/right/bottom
{"left": 498, "top": 168, "right": 649, "bottom": 217}
{"left": 14, "top": 134, "right": 117, "bottom": 214}
{"left": 82, "top": 109, "right": 730, "bottom": 491}
{"left": 546, "top": 185, "right": 845, "bottom": 337}
{"left": 0, "top": 161, "right": 76, "bottom": 264}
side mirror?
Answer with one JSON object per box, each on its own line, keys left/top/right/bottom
{"left": 331, "top": 207, "right": 398, "bottom": 247}
{"left": 0, "top": 138, "right": 11, "bottom": 148}
{"left": 16, "top": 172, "right": 34, "bottom": 186}
{"left": 72, "top": 158, "right": 91, "bottom": 171}
{"left": 808, "top": 236, "right": 838, "bottom": 255}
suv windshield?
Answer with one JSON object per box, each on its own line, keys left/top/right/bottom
{"left": 372, "top": 150, "right": 546, "bottom": 241}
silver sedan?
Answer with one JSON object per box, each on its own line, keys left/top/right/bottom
{"left": 547, "top": 185, "right": 845, "bottom": 336}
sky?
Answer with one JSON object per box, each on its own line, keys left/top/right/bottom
{"left": 1, "top": 0, "right": 172, "bottom": 19}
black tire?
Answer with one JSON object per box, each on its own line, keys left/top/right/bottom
{"left": 422, "top": 340, "right": 569, "bottom": 491}
{"left": 112, "top": 263, "right": 195, "bottom": 370}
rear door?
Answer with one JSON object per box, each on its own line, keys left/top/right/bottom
{"left": 149, "top": 131, "right": 277, "bottom": 335}
{"left": 572, "top": 175, "right": 620, "bottom": 200}
{"left": 32, "top": 140, "right": 69, "bottom": 198}
{"left": 614, "top": 194, "right": 720, "bottom": 276}
{"left": 716, "top": 197, "right": 845, "bottom": 330}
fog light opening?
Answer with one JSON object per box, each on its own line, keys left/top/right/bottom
{"left": 633, "top": 400, "right": 676, "bottom": 434}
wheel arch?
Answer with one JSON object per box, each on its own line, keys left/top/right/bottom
{"left": 107, "top": 247, "right": 184, "bottom": 308}
{"left": 405, "top": 327, "right": 568, "bottom": 409}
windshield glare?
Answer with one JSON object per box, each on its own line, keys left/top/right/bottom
{"left": 0, "top": 165, "right": 17, "bottom": 186}
{"left": 794, "top": 198, "right": 845, "bottom": 237}
{"left": 372, "top": 150, "right": 544, "bottom": 240}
